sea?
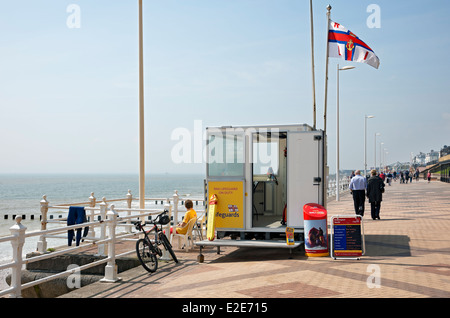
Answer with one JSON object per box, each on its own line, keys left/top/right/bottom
{"left": 0, "top": 173, "right": 206, "bottom": 289}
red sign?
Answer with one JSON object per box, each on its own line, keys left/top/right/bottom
{"left": 304, "top": 203, "right": 329, "bottom": 257}
{"left": 332, "top": 216, "right": 362, "bottom": 258}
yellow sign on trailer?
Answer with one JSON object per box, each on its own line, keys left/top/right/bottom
{"left": 207, "top": 181, "right": 244, "bottom": 230}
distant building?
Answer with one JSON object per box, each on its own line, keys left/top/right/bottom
{"left": 391, "top": 161, "right": 411, "bottom": 171}
{"left": 413, "top": 152, "right": 426, "bottom": 166}
{"left": 425, "top": 150, "right": 440, "bottom": 165}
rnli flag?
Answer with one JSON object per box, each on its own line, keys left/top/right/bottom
{"left": 328, "top": 20, "right": 380, "bottom": 69}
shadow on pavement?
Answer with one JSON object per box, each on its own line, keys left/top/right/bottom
{"left": 364, "top": 234, "right": 411, "bottom": 257}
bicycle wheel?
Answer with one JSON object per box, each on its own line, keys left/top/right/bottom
{"left": 160, "top": 233, "right": 179, "bottom": 263}
{"left": 136, "top": 238, "right": 158, "bottom": 272}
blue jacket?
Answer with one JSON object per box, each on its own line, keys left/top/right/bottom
{"left": 67, "top": 206, "right": 89, "bottom": 246}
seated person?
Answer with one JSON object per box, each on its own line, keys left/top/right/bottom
{"left": 172, "top": 199, "right": 197, "bottom": 234}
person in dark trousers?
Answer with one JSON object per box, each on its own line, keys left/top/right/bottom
{"left": 349, "top": 170, "right": 367, "bottom": 216}
{"left": 367, "top": 169, "right": 385, "bottom": 220}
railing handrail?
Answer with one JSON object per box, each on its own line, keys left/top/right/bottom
{"left": 0, "top": 189, "right": 180, "bottom": 298}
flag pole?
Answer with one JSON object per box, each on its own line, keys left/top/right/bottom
{"left": 323, "top": 4, "right": 331, "bottom": 134}
{"left": 309, "top": 0, "right": 317, "bottom": 130}
{"left": 138, "top": 0, "right": 145, "bottom": 210}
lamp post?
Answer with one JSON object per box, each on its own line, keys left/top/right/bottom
{"left": 374, "top": 132, "right": 381, "bottom": 172}
{"left": 138, "top": 0, "right": 145, "bottom": 210}
{"left": 385, "top": 150, "right": 389, "bottom": 171}
{"left": 336, "top": 64, "right": 355, "bottom": 201}
{"left": 364, "top": 115, "right": 374, "bottom": 178}
{"left": 380, "top": 142, "right": 384, "bottom": 172}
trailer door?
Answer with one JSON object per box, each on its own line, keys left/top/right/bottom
{"left": 286, "top": 131, "right": 324, "bottom": 228}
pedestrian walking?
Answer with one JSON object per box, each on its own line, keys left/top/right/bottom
{"left": 427, "top": 171, "right": 431, "bottom": 183}
{"left": 349, "top": 170, "right": 367, "bottom": 216}
{"left": 367, "top": 169, "right": 385, "bottom": 220}
{"left": 387, "top": 171, "right": 392, "bottom": 186}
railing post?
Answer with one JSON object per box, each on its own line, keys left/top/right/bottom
{"left": 101, "top": 205, "right": 121, "bottom": 282}
{"left": 89, "top": 192, "right": 96, "bottom": 237}
{"left": 126, "top": 189, "right": 133, "bottom": 233}
{"left": 37, "top": 195, "right": 48, "bottom": 253}
{"left": 172, "top": 190, "right": 179, "bottom": 226}
{"left": 96, "top": 197, "right": 108, "bottom": 256}
{"left": 9, "top": 216, "right": 27, "bottom": 298}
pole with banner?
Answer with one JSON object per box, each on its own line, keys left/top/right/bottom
{"left": 323, "top": 4, "right": 331, "bottom": 134}
{"left": 309, "top": 0, "right": 317, "bottom": 129}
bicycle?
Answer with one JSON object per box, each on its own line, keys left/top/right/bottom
{"left": 134, "top": 210, "right": 179, "bottom": 272}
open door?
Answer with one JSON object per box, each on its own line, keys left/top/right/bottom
{"left": 251, "top": 131, "right": 287, "bottom": 229}
{"left": 286, "top": 131, "right": 325, "bottom": 228}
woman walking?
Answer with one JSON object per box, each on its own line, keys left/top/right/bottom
{"left": 367, "top": 169, "right": 385, "bottom": 220}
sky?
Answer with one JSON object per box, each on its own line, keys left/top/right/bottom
{"left": 0, "top": 0, "right": 449, "bottom": 175}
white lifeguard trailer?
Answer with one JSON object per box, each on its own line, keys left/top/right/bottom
{"left": 196, "top": 123, "right": 327, "bottom": 257}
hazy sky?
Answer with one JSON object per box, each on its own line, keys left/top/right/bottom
{"left": 0, "top": 0, "right": 449, "bottom": 175}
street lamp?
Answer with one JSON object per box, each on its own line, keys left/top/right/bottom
{"left": 385, "top": 150, "right": 389, "bottom": 170}
{"left": 364, "top": 115, "right": 374, "bottom": 177}
{"left": 138, "top": 0, "right": 145, "bottom": 210}
{"left": 380, "top": 142, "right": 384, "bottom": 172}
{"left": 374, "top": 133, "right": 381, "bottom": 172}
{"left": 336, "top": 64, "right": 355, "bottom": 201}
{"left": 383, "top": 148, "right": 388, "bottom": 172}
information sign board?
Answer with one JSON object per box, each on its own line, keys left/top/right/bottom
{"left": 330, "top": 215, "right": 365, "bottom": 259}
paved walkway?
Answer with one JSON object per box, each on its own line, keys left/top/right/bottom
{"left": 60, "top": 179, "right": 450, "bottom": 299}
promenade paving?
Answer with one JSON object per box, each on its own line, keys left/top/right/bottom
{"left": 60, "top": 179, "right": 450, "bottom": 299}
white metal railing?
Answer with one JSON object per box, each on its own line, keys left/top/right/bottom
{"left": 327, "top": 177, "right": 351, "bottom": 198}
{"left": 0, "top": 207, "right": 162, "bottom": 298}
{"left": 0, "top": 189, "right": 205, "bottom": 298}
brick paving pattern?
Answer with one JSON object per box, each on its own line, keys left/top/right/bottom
{"left": 60, "top": 180, "right": 450, "bottom": 298}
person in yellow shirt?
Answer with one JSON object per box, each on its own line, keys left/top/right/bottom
{"left": 175, "top": 199, "right": 197, "bottom": 234}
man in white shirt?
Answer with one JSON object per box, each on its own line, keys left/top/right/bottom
{"left": 349, "top": 170, "right": 367, "bottom": 216}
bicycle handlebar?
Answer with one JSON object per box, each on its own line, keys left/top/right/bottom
{"left": 134, "top": 210, "right": 169, "bottom": 231}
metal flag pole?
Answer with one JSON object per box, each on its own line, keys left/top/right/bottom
{"left": 323, "top": 4, "right": 331, "bottom": 134}
{"left": 336, "top": 63, "right": 340, "bottom": 201}
{"left": 309, "top": 0, "right": 317, "bottom": 130}
{"left": 138, "top": 0, "right": 145, "bottom": 210}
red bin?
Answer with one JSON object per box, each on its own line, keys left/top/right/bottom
{"left": 303, "top": 203, "right": 329, "bottom": 257}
